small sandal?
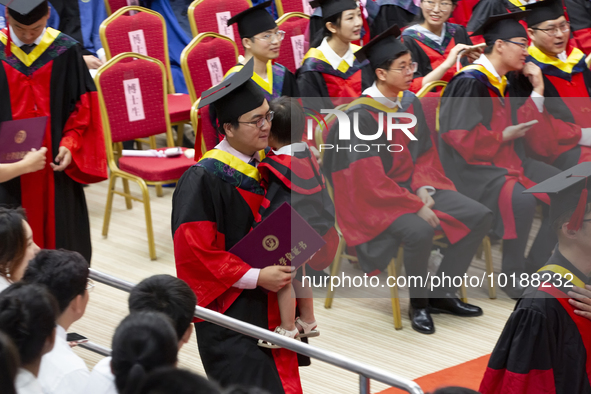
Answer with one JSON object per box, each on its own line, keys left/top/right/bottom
{"left": 295, "top": 317, "right": 320, "bottom": 338}
{"left": 258, "top": 326, "right": 300, "bottom": 349}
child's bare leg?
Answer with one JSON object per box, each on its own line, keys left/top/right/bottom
{"left": 295, "top": 266, "right": 316, "bottom": 326}
{"left": 277, "top": 282, "right": 296, "bottom": 331}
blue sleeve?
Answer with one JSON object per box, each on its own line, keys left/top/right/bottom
{"left": 0, "top": 6, "right": 5, "bottom": 30}
{"left": 47, "top": 2, "right": 60, "bottom": 30}
{"left": 78, "top": 0, "right": 107, "bottom": 56}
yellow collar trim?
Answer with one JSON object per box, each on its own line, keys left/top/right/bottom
{"left": 528, "top": 45, "right": 585, "bottom": 74}
{"left": 344, "top": 91, "right": 404, "bottom": 113}
{"left": 225, "top": 61, "right": 274, "bottom": 95}
{"left": 538, "top": 264, "right": 586, "bottom": 288}
{"left": 0, "top": 28, "right": 60, "bottom": 67}
{"left": 199, "top": 148, "right": 263, "bottom": 182}
{"left": 303, "top": 44, "right": 361, "bottom": 74}
{"left": 460, "top": 64, "right": 507, "bottom": 96}
{"left": 507, "top": 0, "right": 526, "bottom": 10}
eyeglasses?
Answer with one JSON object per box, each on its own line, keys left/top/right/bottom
{"left": 388, "top": 62, "right": 418, "bottom": 75}
{"left": 422, "top": 0, "right": 454, "bottom": 11}
{"left": 532, "top": 21, "right": 570, "bottom": 37}
{"left": 86, "top": 279, "right": 95, "bottom": 293}
{"left": 502, "top": 39, "right": 528, "bottom": 51}
{"left": 238, "top": 111, "right": 274, "bottom": 128}
{"left": 254, "top": 30, "right": 285, "bottom": 43}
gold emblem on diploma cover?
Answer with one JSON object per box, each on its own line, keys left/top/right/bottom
{"left": 14, "top": 130, "right": 27, "bottom": 144}
{"left": 262, "top": 235, "right": 279, "bottom": 251}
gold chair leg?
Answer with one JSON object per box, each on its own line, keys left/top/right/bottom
{"left": 155, "top": 184, "right": 163, "bottom": 197}
{"left": 324, "top": 237, "right": 345, "bottom": 309}
{"left": 387, "top": 258, "right": 403, "bottom": 330}
{"left": 483, "top": 236, "right": 496, "bottom": 299}
{"left": 176, "top": 123, "right": 184, "bottom": 147}
{"left": 137, "top": 179, "right": 157, "bottom": 260}
{"left": 122, "top": 179, "right": 132, "bottom": 209}
{"left": 460, "top": 280, "right": 468, "bottom": 303}
{"left": 102, "top": 175, "right": 117, "bottom": 237}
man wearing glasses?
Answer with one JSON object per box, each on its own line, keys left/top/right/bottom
{"left": 323, "top": 25, "right": 493, "bottom": 334}
{"left": 225, "top": 1, "right": 298, "bottom": 100}
{"left": 508, "top": 0, "right": 591, "bottom": 170}
{"left": 172, "top": 60, "right": 303, "bottom": 393}
{"left": 439, "top": 12, "right": 561, "bottom": 298}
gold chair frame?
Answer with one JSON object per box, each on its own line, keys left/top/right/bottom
{"left": 100, "top": 6, "right": 190, "bottom": 146}
{"left": 187, "top": 0, "right": 253, "bottom": 38}
{"left": 96, "top": 53, "right": 179, "bottom": 260}
{"left": 181, "top": 32, "right": 240, "bottom": 103}
{"left": 276, "top": 11, "right": 310, "bottom": 24}
{"left": 190, "top": 98, "right": 208, "bottom": 158}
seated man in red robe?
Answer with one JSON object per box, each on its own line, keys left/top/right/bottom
{"left": 0, "top": 0, "right": 107, "bottom": 263}
{"left": 322, "top": 25, "right": 493, "bottom": 335}
{"left": 480, "top": 162, "right": 591, "bottom": 394}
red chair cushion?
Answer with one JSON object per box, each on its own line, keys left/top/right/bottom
{"left": 105, "top": 0, "right": 130, "bottom": 14}
{"left": 167, "top": 94, "right": 191, "bottom": 123}
{"left": 118, "top": 148, "right": 195, "bottom": 181}
{"left": 279, "top": 0, "right": 316, "bottom": 15}
{"left": 200, "top": 105, "right": 223, "bottom": 151}
{"left": 277, "top": 15, "right": 310, "bottom": 73}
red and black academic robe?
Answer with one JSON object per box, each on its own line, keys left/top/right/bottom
{"left": 402, "top": 22, "right": 474, "bottom": 93}
{"left": 257, "top": 147, "right": 339, "bottom": 271}
{"left": 565, "top": 0, "right": 591, "bottom": 55}
{"left": 322, "top": 93, "right": 486, "bottom": 273}
{"left": 438, "top": 64, "right": 559, "bottom": 240}
{"left": 171, "top": 149, "right": 303, "bottom": 394}
{"left": 466, "top": 0, "right": 528, "bottom": 45}
{"left": 480, "top": 247, "right": 591, "bottom": 394}
{"left": 297, "top": 46, "right": 373, "bottom": 112}
{"left": 508, "top": 45, "right": 591, "bottom": 169}
{"left": 0, "top": 27, "right": 107, "bottom": 263}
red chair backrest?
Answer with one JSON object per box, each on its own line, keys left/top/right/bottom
{"left": 420, "top": 92, "right": 441, "bottom": 149}
{"left": 101, "top": 7, "right": 172, "bottom": 85}
{"left": 201, "top": 105, "right": 224, "bottom": 151}
{"left": 96, "top": 55, "right": 168, "bottom": 143}
{"left": 276, "top": 13, "right": 310, "bottom": 74}
{"left": 188, "top": 0, "right": 252, "bottom": 56}
{"left": 182, "top": 33, "right": 239, "bottom": 102}
{"left": 104, "top": 0, "right": 138, "bottom": 15}
{"left": 276, "top": 0, "right": 315, "bottom": 16}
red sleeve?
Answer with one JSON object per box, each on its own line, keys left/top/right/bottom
{"left": 410, "top": 77, "right": 425, "bottom": 94}
{"left": 306, "top": 227, "right": 339, "bottom": 271}
{"left": 441, "top": 123, "right": 504, "bottom": 164}
{"left": 411, "top": 144, "right": 457, "bottom": 192}
{"left": 61, "top": 91, "right": 108, "bottom": 184}
{"left": 332, "top": 156, "right": 425, "bottom": 246}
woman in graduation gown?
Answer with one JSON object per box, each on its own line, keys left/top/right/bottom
{"left": 438, "top": 12, "right": 561, "bottom": 298}
{"left": 402, "top": 0, "right": 482, "bottom": 93}
{"left": 0, "top": 0, "right": 107, "bottom": 263}
{"left": 297, "top": 0, "right": 373, "bottom": 111}
{"left": 225, "top": 1, "right": 298, "bottom": 101}
{"left": 172, "top": 61, "right": 303, "bottom": 394}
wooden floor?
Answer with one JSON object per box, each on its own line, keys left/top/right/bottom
{"left": 70, "top": 176, "right": 533, "bottom": 393}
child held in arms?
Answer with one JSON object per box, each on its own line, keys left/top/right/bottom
{"left": 256, "top": 97, "right": 338, "bottom": 348}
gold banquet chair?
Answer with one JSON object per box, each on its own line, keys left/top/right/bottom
{"left": 96, "top": 53, "right": 195, "bottom": 260}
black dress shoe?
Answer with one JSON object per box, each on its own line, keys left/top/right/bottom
{"left": 501, "top": 283, "right": 525, "bottom": 300}
{"left": 429, "top": 293, "right": 483, "bottom": 317}
{"left": 408, "top": 306, "right": 435, "bottom": 334}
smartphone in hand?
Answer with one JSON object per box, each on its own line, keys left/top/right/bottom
{"left": 66, "top": 332, "right": 89, "bottom": 344}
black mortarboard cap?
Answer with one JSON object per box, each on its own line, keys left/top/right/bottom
{"left": 354, "top": 25, "right": 406, "bottom": 68}
{"left": 227, "top": 1, "right": 277, "bottom": 39}
{"left": 309, "top": 0, "right": 358, "bottom": 20}
{"left": 470, "top": 11, "right": 529, "bottom": 46}
{"left": 0, "top": 0, "right": 49, "bottom": 25}
{"left": 198, "top": 59, "right": 265, "bottom": 126}
{"left": 524, "top": 162, "right": 591, "bottom": 231}
{"left": 524, "top": 0, "right": 564, "bottom": 27}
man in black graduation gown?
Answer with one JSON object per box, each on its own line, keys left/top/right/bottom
{"left": 480, "top": 162, "right": 591, "bottom": 394}
{"left": 171, "top": 60, "right": 304, "bottom": 393}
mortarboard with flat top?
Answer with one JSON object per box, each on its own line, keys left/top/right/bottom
{"left": 470, "top": 11, "right": 530, "bottom": 46}
{"left": 0, "top": 0, "right": 49, "bottom": 25}
{"left": 524, "top": 162, "right": 591, "bottom": 231}
{"left": 227, "top": 1, "right": 277, "bottom": 39}
{"left": 198, "top": 58, "right": 266, "bottom": 126}
{"left": 354, "top": 24, "right": 406, "bottom": 68}
{"left": 309, "top": 0, "right": 358, "bottom": 21}
{"left": 524, "top": 0, "right": 565, "bottom": 27}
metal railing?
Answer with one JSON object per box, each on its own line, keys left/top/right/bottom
{"left": 89, "top": 269, "right": 423, "bottom": 394}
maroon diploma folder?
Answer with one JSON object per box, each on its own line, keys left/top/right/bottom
{"left": 0, "top": 117, "right": 48, "bottom": 164}
{"left": 229, "top": 202, "right": 326, "bottom": 269}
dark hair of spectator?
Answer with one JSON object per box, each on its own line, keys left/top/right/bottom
{"left": 553, "top": 203, "right": 591, "bottom": 233}
{"left": 223, "top": 386, "right": 272, "bottom": 394}
{"left": 22, "top": 249, "right": 89, "bottom": 314}
{"left": 128, "top": 275, "right": 197, "bottom": 341}
{"left": 136, "top": 367, "right": 221, "bottom": 394}
{"left": 269, "top": 97, "right": 306, "bottom": 144}
{"left": 111, "top": 312, "right": 179, "bottom": 394}
{"left": 430, "top": 387, "right": 481, "bottom": 394}
{"left": 375, "top": 50, "right": 412, "bottom": 73}
{"left": 0, "top": 208, "right": 28, "bottom": 279}
{"left": 0, "top": 282, "right": 58, "bottom": 365}
{"left": 0, "top": 331, "right": 19, "bottom": 394}
{"left": 323, "top": 12, "right": 343, "bottom": 39}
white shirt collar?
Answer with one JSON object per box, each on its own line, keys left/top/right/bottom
{"left": 214, "top": 138, "right": 260, "bottom": 166}
{"left": 9, "top": 26, "right": 46, "bottom": 48}
{"left": 56, "top": 325, "right": 67, "bottom": 341}
{"left": 473, "top": 54, "right": 503, "bottom": 83}
{"left": 362, "top": 82, "right": 402, "bottom": 109}
{"left": 317, "top": 37, "right": 355, "bottom": 70}
{"left": 272, "top": 142, "right": 308, "bottom": 156}
{"left": 413, "top": 24, "right": 446, "bottom": 46}
{"left": 557, "top": 50, "right": 567, "bottom": 62}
